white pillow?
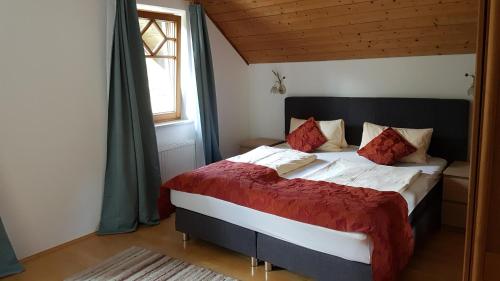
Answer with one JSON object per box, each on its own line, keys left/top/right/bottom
{"left": 359, "top": 122, "right": 433, "bottom": 164}
{"left": 289, "top": 117, "right": 348, "bottom": 152}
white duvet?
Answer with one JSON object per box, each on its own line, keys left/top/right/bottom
{"left": 227, "top": 145, "right": 317, "bottom": 175}
{"left": 228, "top": 146, "right": 422, "bottom": 193}
{"left": 304, "top": 159, "right": 422, "bottom": 193}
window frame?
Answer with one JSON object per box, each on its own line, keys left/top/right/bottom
{"left": 138, "top": 10, "right": 181, "bottom": 123}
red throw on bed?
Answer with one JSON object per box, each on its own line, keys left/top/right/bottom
{"left": 158, "top": 160, "right": 414, "bottom": 281}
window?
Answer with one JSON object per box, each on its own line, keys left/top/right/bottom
{"left": 138, "top": 11, "right": 181, "bottom": 122}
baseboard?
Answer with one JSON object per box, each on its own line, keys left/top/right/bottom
{"left": 20, "top": 232, "right": 96, "bottom": 263}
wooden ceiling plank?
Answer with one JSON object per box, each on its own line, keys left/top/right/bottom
{"left": 235, "top": 24, "right": 477, "bottom": 52}
{"left": 219, "top": 0, "right": 470, "bottom": 29}
{"left": 202, "top": 0, "right": 301, "bottom": 15}
{"left": 204, "top": 13, "right": 250, "bottom": 65}
{"left": 220, "top": 1, "right": 476, "bottom": 37}
{"left": 229, "top": 13, "right": 476, "bottom": 44}
{"left": 242, "top": 24, "right": 475, "bottom": 44}
{"left": 243, "top": 34, "right": 475, "bottom": 57}
{"left": 246, "top": 44, "right": 475, "bottom": 63}
{"left": 213, "top": 0, "right": 373, "bottom": 22}
{"left": 226, "top": 8, "right": 476, "bottom": 38}
{"left": 228, "top": 13, "right": 476, "bottom": 47}
{"left": 215, "top": 0, "right": 463, "bottom": 23}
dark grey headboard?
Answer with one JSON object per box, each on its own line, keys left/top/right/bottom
{"left": 285, "top": 97, "right": 470, "bottom": 162}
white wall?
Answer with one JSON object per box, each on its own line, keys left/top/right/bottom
{"left": 0, "top": 0, "right": 107, "bottom": 258}
{"left": 206, "top": 19, "right": 250, "bottom": 157}
{"left": 248, "top": 54, "right": 476, "bottom": 140}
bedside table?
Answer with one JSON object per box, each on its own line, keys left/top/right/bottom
{"left": 442, "top": 161, "right": 470, "bottom": 230}
{"left": 239, "top": 138, "right": 284, "bottom": 154}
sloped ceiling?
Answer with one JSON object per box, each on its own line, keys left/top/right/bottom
{"left": 201, "top": 0, "right": 478, "bottom": 64}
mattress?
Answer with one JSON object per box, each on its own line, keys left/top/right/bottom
{"left": 171, "top": 146, "right": 447, "bottom": 264}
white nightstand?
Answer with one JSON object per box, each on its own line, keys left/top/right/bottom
{"left": 239, "top": 138, "right": 284, "bottom": 154}
{"left": 442, "top": 161, "right": 470, "bottom": 230}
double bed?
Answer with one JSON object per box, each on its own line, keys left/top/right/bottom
{"left": 173, "top": 146, "right": 446, "bottom": 265}
{"left": 165, "top": 97, "right": 470, "bottom": 281}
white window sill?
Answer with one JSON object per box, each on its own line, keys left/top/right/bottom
{"left": 154, "top": 119, "right": 193, "bottom": 128}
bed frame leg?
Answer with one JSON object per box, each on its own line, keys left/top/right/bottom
{"left": 264, "top": 261, "right": 273, "bottom": 272}
{"left": 251, "top": 257, "right": 258, "bottom": 267}
{"left": 182, "top": 233, "right": 190, "bottom": 242}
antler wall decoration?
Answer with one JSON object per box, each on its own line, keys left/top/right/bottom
{"left": 270, "top": 70, "right": 286, "bottom": 95}
{"left": 465, "top": 73, "right": 475, "bottom": 96}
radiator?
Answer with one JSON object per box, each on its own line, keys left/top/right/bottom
{"left": 158, "top": 140, "right": 196, "bottom": 183}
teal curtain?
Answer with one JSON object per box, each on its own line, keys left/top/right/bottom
{"left": 98, "top": 0, "right": 161, "bottom": 234}
{"left": 0, "top": 217, "right": 23, "bottom": 277}
{"left": 189, "top": 4, "right": 223, "bottom": 164}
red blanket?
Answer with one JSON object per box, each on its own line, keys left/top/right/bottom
{"left": 158, "top": 160, "right": 414, "bottom": 281}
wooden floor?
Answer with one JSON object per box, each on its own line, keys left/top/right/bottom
{"left": 4, "top": 215, "right": 464, "bottom": 281}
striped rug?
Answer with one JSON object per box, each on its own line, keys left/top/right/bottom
{"left": 65, "top": 246, "right": 238, "bottom": 281}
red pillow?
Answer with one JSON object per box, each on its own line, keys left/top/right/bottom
{"left": 357, "top": 127, "right": 417, "bottom": 165}
{"left": 287, "top": 117, "right": 327, "bottom": 152}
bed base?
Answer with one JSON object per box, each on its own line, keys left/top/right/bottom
{"left": 258, "top": 233, "right": 372, "bottom": 280}
{"left": 410, "top": 179, "right": 443, "bottom": 248}
{"left": 174, "top": 181, "right": 442, "bottom": 280}
{"left": 175, "top": 207, "right": 257, "bottom": 262}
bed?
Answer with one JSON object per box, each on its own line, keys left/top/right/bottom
{"left": 169, "top": 97, "right": 470, "bottom": 281}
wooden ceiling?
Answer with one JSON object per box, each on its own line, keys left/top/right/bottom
{"left": 201, "top": 0, "right": 479, "bottom": 64}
